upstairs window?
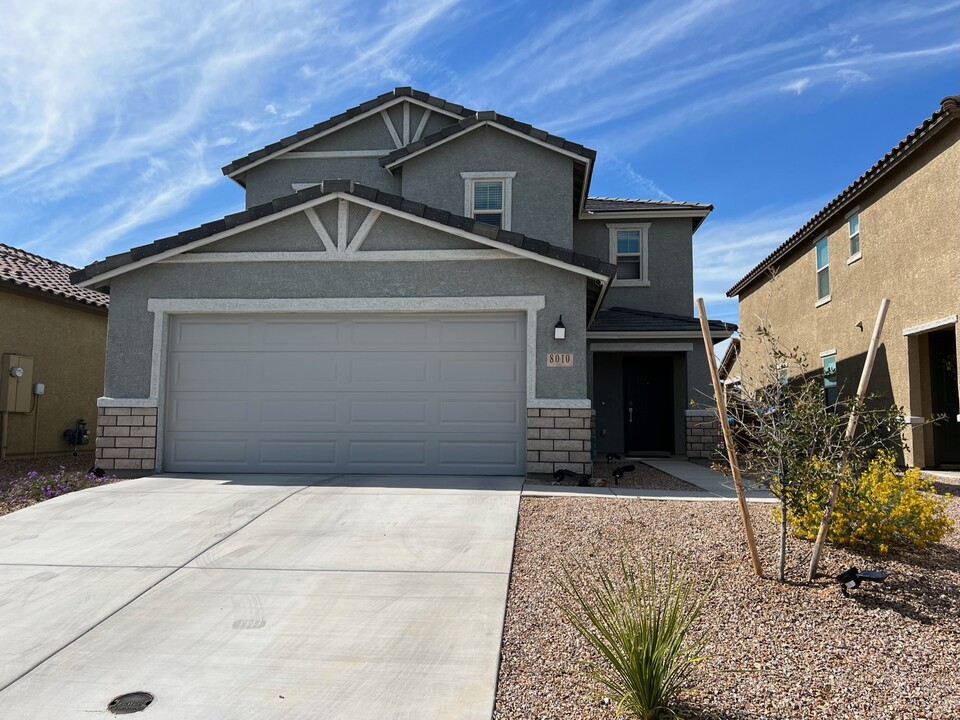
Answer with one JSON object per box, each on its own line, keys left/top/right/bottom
{"left": 462, "top": 172, "right": 514, "bottom": 230}
{"left": 607, "top": 223, "right": 650, "bottom": 286}
{"left": 848, "top": 211, "right": 861, "bottom": 258}
{"left": 815, "top": 236, "right": 830, "bottom": 302}
{"left": 822, "top": 354, "right": 838, "bottom": 406}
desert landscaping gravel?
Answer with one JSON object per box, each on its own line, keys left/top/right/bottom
{"left": 494, "top": 494, "right": 960, "bottom": 720}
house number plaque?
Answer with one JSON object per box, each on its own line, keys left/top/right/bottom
{"left": 547, "top": 353, "right": 574, "bottom": 367}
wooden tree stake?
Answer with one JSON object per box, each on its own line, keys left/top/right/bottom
{"left": 697, "top": 298, "right": 764, "bottom": 577}
{"left": 807, "top": 298, "right": 890, "bottom": 581}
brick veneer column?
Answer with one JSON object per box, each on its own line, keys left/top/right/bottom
{"left": 95, "top": 406, "right": 158, "bottom": 472}
{"left": 526, "top": 406, "right": 593, "bottom": 476}
{"left": 685, "top": 408, "right": 723, "bottom": 459}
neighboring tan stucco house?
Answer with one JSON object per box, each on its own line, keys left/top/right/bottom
{"left": 0, "top": 243, "right": 109, "bottom": 459}
{"left": 728, "top": 94, "right": 960, "bottom": 469}
{"left": 72, "top": 87, "right": 732, "bottom": 476}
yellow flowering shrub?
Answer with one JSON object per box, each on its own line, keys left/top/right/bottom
{"left": 788, "top": 452, "right": 954, "bottom": 554}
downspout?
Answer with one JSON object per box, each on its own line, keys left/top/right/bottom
{"left": 0, "top": 411, "right": 7, "bottom": 461}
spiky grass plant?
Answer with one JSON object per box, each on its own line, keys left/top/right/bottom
{"left": 557, "top": 551, "right": 716, "bottom": 719}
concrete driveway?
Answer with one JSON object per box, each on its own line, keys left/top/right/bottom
{"left": 0, "top": 473, "right": 522, "bottom": 718}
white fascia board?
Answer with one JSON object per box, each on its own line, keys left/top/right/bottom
{"left": 903, "top": 315, "right": 958, "bottom": 336}
{"left": 344, "top": 193, "right": 611, "bottom": 282}
{"left": 226, "top": 97, "right": 464, "bottom": 180}
{"left": 383, "top": 121, "right": 592, "bottom": 170}
{"left": 578, "top": 209, "right": 712, "bottom": 221}
{"left": 75, "top": 193, "right": 340, "bottom": 288}
{"left": 80, "top": 191, "right": 611, "bottom": 287}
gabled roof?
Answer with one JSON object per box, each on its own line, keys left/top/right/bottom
{"left": 1, "top": 243, "right": 108, "bottom": 309}
{"left": 71, "top": 180, "right": 616, "bottom": 290}
{"left": 221, "top": 87, "right": 474, "bottom": 180}
{"left": 582, "top": 197, "right": 713, "bottom": 230}
{"left": 379, "top": 110, "right": 596, "bottom": 215}
{"left": 718, "top": 337, "right": 741, "bottom": 381}
{"left": 588, "top": 306, "right": 736, "bottom": 338}
{"left": 727, "top": 94, "right": 960, "bottom": 298}
{"left": 379, "top": 111, "right": 596, "bottom": 167}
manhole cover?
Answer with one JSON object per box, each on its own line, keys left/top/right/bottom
{"left": 108, "top": 692, "right": 154, "bottom": 714}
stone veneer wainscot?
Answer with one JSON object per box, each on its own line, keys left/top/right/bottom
{"left": 95, "top": 406, "right": 158, "bottom": 471}
{"left": 527, "top": 406, "right": 593, "bottom": 475}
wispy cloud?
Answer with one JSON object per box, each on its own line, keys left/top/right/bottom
{"left": 781, "top": 78, "right": 812, "bottom": 95}
{"left": 692, "top": 200, "right": 828, "bottom": 324}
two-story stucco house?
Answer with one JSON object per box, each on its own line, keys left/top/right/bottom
{"left": 72, "top": 87, "right": 732, "bottom": 476}
{"left": 728, "top": 94, "right": 960, "bottom": 469}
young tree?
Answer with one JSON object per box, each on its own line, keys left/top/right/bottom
{"left": 728, "top": 326, "right": 905, "bottom": 582}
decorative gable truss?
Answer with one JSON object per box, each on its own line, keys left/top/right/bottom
{"left": 264, "top": 98, "right": 461, "bottom": 166}
{"left": 162, "top": 194, "right": 518, "bottom": 265}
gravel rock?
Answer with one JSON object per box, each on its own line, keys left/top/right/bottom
{"left": 494, "top": 496, "right": 960, "bottom": 719}
{"left": 529, "top": 460, "right": 706, "bottom": 492}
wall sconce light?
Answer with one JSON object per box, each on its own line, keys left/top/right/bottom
{"left": 554, "top": 316, "right": 566, "bottom": 340}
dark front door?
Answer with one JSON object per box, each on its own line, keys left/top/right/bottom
{"left": 623, "top": 355, "right": 674, "bottom": 454}
{"left": 929, "top": 329, "right": 960, "bottom": 466}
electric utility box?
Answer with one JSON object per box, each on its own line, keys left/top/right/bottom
{"left": 0, "top": 354, "right": 34, "bottom": 413}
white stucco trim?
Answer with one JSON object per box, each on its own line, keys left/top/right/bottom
{"left": 144, "top": 295, "right": 550, "bottom": 407}
{"left": 160, "top": 249, "right": 518, "bottom": 263}
{"left": 590, "top": 342, "right": 693, "bottom": 353}
{"left": 903, "top": 315, "right": 958, "bottom": 336}
{"left": 225, "top": 97, "right": 464, "bottom": 179}
{"left": 383, "top": 121, "right": 591, "bottom": 170}
{"left": 528, "top": 398, "right": 591, "bottom": 409}
{"left": 279, "top": 150, "right": 392, "bottom": 159}
{"left": 96, "top": 397, "right": 158, "bottom": 408}
{"left": 607, "top": 223, "right": 650, "bottom": 287}
{"left": 78, "top": 192, "right": 611, "bottom": 287}
{"left": 413, "top": 109, "right": 431, "bottom": 142}
{"left": 819, "top": 348, "right": 838, "bottom": 358}
{"left": 461, "top": 172, "right": 515, "bottom": 231}
{"left": 304, "top": 207, "right": 336, "bottom": 252}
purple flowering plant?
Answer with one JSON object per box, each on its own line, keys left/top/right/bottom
{"left": 2, "top": 465, "right": 117, "bottom": 513}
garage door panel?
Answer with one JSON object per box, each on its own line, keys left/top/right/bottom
{"left": 438, "top": 317, "right": 523, "bottom": 346}
{"left": 174, "top": 319, "right": 255, "bottom": 350}
{"left": 164, "top": 313, "right": 527, "bottom": 474}
{"left": 439, "top": 398, "right": 522, "bottom": 426}
{"left": 349, "top": 319, "right": 431, "bottom": 346}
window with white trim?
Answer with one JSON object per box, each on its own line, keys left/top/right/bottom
{"left": 461, "top": 172, "right": 514, "bottom": 230}
{"left": 822, "top": 353, "right": 838, "bottom": 406}
{"left": 815, "top": 236, "right": 830, "bottom": 301}
{"left": 848, "top": 211, "right": 860, "bottom": 257}
{"left": 607, "top": 223, "right": 650, "bottom": 286}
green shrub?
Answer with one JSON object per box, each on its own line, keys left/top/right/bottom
{"left": 557, "top": 551, "right": 715, "bottom": 719}
{"left": 789, "top": 452, "right": 954, "bottom": 554}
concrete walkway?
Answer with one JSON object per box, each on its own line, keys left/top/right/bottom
{"left": 0, "top": 473, "right": 522, "bottom": 719}
{"left": 524, "top": 458, "right": 776, "bottom": 502}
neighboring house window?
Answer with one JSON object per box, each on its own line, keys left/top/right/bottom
{"left": 822, "top": 354, "right": 838, "bottom": 406}
{"left": 815, "top": 236, "right": 830, "bottom": 301}
{"left": 607, "top": 223, "right": 650, "bottom": 286}
{"left": 461, "top": 172, "right": 515, "bottom": 230}
{"left": 777, "top": 363, "right": 789, "bottom": 387}
{"left": 848, "top": 211, "right": 860, "bottom": 258}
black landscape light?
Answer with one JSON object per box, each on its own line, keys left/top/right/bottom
{"left": 836, "top": 566, "right": 889, "bottom": 597}
{"left": 553, "top": 468, "right": 575, "bottom": 482}
{"left": 612, "top": 464, "right": 635, "bottom": 485}
{"left": 606, "top": 453, "right": 621, "bottom": 464}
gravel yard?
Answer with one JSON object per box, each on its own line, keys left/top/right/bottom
{"left": 528, "top": 460, "right": 706, "bottom": 492}
{"left": 494, "top": 494, "right": 960, "bottom": 720}
{"left": 0, "top": 452, "right": 118, "bottom": 516}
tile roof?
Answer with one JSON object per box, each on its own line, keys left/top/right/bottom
{"left": 584, "top": 197, "right": 712, "bottom": 212}
{"left": 0, "top": 243, "right": 108, "bottom": 309}
{"left": 589, "top": 306, "right": 736, "bottom": 335}
{"left": 71, "top": 180, "right": 617, "bottom": 286}
{"left": 379, "top": 111, "right": 597, "bottom": 167}
{"left": 727, "top": 94, "right": 960, "bottom": 297}
{"left": 221, "top": 87, "right": 474, "bottom": 179}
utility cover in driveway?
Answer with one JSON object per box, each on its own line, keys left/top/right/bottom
{"left": 163, "top": 313, "right": 526, "bottom": 474}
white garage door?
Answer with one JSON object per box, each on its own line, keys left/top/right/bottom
{"left": 162, "top": 313, "right": 526, "bottom": 475}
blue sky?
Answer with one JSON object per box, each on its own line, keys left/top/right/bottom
{"left": 1, "top": 0, "right": 958, "bottom": 325}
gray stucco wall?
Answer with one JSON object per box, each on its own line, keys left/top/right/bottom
{"left": 574, "top": 217, "right": 695, "bottom": 315}
{"left": 243, "top": 158, "right": 401, "bottom": 207}
{"left": 104, "top": 250, "right": 587, "bottom": 402}
{"left": 399, "top": 126, "right": 575, "bottom": 247}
